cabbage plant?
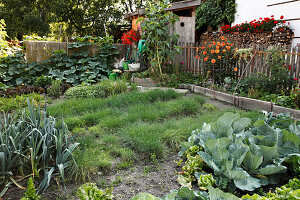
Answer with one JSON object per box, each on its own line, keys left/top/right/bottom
{"left": 180, "top": 112, "right": 300, "bottom": 191}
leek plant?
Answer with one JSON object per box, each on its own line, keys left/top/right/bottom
{"left": 0, "top": 99, "right": 79, "bottom": 196}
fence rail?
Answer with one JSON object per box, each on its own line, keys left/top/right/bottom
{"left": 175, "top": 42, "right": 300, "bottom": 79}
{"left": 25, "top": 41, "right": 128, "bottom": 63}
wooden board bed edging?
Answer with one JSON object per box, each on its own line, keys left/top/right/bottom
{"left": 178, "top": 84, "right": 300, "bottom": 121}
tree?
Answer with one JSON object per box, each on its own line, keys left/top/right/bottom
{"left": 0, "top": 0, "right": 53, "bottom": 40}
{"left": 195, "top": 0, "right": 236, "bottom": 29}
{"left": 0, "top": 0, "right": 125, "bottom": 40}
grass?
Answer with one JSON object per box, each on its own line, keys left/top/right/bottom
{"left": 48, "top": 89, "right": 261, "bottom": 182}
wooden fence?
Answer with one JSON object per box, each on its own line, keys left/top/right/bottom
{"left": 175, "top": 42, "right": 300, "bottom": 79}
{"left": 25, "top": 41, "right": 128, "bottom": 63}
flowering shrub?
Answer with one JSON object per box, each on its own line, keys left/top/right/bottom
{"left": 195, "top": 36, "right": 237, "bottom": 83}
{"left": 221, "top": 15, "right": 291, "bottom": 33}
{"left": 121, "top": 29, "right": 140, "bottom": 45}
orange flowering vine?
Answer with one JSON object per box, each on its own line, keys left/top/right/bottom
{"left": 211, "top": 59, "right": 216, "bottom": 64}
{"left": 234, "top": 67, "right": 238, "bottom": 72}
{"left": 215, "top": 50, "right": 220, "bottom": 54}
{"left": 211, "top": 50, "right": 215, "bottom": 53}
{"left": 204, "top": 57, "right": 208, "bottom": 61}
{"left": 218, "top": 56, "right": 221, "bottom": 59}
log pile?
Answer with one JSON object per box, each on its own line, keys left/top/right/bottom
{"left": 200, "top": 30, "right": 294, "bottom": 46}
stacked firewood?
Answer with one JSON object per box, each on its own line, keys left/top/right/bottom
{"left": 200, "top": 30, "right": 293, "bottom": 46}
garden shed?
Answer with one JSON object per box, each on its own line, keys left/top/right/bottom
{"left": 124, "top": 0, "right": 201, "bottom": 43}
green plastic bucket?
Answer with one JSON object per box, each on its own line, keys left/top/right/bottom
{"left": 109, "top": 73, "right": 116, "bottom": 81}
{"left": 122, "top": 60, "right": 134, "bottom": 70}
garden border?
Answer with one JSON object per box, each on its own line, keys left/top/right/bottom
{"left": 179, "top": 84, "right": 300, "bottom": 121}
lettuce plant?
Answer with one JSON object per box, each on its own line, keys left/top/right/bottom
{"left": 180, "top": 112, "right": 300, "bottom": 191}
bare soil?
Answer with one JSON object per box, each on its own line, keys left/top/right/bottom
{"left": 3, "top": 155, "right": 181, "bottom": 200}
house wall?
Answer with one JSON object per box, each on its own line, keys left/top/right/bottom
{"left": 132, "top": 17, "right": 142, "bottom": 31}
{"left": 233, "top": 0, "right": 300, "bottom": 46}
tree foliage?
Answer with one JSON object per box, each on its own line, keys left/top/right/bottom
{"left": 196, "top": 0, "right": 236, "bottom": 29}
{"left": 0, "top": 0, "right": 126, "bottom": 39}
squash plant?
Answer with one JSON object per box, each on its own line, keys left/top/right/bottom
{"left": 45, "top": 35, "right": 119, "bottom": 85}
{"left": 139, "top": 0, "right": 180, "bottom": 79}
{"left": 0, "top": 35, "right": 118, "bottom": 86}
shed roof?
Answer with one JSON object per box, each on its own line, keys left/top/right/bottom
{"left": 124, "top": 0, "right": 201, "bottom": 19}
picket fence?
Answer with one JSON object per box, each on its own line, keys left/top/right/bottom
{"left": 175, "top": 42, "right": 300, "bottom": 79}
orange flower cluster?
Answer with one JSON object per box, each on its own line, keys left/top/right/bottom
{"left": 194, "top": 36, "right": 238, "bottom": 72}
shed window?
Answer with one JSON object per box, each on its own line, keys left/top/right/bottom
{"left": 173, "top": 9, "right": 193, "bottom": 17}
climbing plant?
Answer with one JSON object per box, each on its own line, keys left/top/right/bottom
{"left": 139, "top": 0, "right": 180, "bottom": 79}
{"left": 196, "top": 0, "right": 236, "bottom": 29}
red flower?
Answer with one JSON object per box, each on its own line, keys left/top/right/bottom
{"left": 274, "top": 21, "right": 278, "bottom": 24}
{"left": 283, "top": 21, "right": 286, "bottom": 23}
{"left": 271, "top": 15, "right": 274, "bottom": 17}
{"left": 280, "top": 15, "right": 284, "bottom": 19}
{"left": 294, "top": 78, "right": 298, "bottom": 81}
{"left": 289, "top": 65, "right": 292, "bottom": 70}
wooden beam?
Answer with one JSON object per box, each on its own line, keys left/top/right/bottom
{"left": 267, "top": 0, "right": 300, "bottom": 7}
{"left": 167, "top": 0, "right": 201, "bottom": 11}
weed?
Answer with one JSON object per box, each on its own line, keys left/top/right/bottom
{"left": 111, "top": 176, "right": 123, "bottom": 186}
{"left": 143, "top": 166, "right": 151, "bottom": 174}
{"left": 150, "top": 153, "right": 159, "bottom": 166}
{"left": 109, "top": 147, "right": 135, "bottom": 161}
{"left": 115, "top": 160, "right": 134, "bottom": 170}
{"left": 202, "top": 102, "right": 217, "bottom": 111}
{"left": 21, "top": 178, "right": 40, "bottom": 200}
{"left": 160, "top": 129, "right": 185, "bottom": 152}
{"left": 47, "top": 80, "right": 62, "bottom": 99}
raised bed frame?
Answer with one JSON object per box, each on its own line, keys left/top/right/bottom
{"left": 179, "top": 84, "right": 300, "bottom": 121}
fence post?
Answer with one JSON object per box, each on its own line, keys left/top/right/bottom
{"left": 251, "top": 45, "right": 256, "bottom": 73}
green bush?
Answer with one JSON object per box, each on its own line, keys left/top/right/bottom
{"left": 235, "top": 47, "right": 294, "bottom": 96}
{"left": 0, "top": 93, "right": 45, "bottom": 112}
{"left": 65, "top": 79, "right": 131, "bottom": 99}
{"left": 47, "top": 79, "right": 62, "bottom": 98}
{"left": 34, "top": 75, "right": 52, "bottom": 87}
